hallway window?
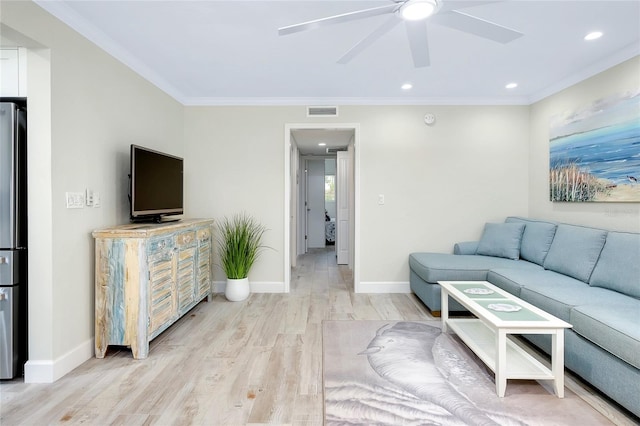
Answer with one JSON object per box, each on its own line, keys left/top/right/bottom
{"left": 325, "top": 175, "right": 335, "bottom": 201}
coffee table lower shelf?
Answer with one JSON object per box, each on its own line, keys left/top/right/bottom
{"left": 447, "top": 318, "right": 554, "bottom": 382}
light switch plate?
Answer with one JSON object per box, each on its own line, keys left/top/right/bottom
{"left": 65, "top": 192, "right": 85, "bottom": 209}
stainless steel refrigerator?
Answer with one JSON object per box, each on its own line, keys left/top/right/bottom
{"left": 0, "top": 101, "right": 27, "bottom": 379}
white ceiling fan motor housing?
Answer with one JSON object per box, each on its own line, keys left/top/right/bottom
{"left": 400, "top": 0, "right": 441, "bottom": 21}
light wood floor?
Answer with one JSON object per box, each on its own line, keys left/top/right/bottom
{"left": 0, "top": 248, "right": 433, "bottom": 425}
{"left": 1, "top": 248, "right": 636, "bottom": 425}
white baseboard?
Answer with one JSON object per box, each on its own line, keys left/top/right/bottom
{"left": 213, "top": 281, "right": 285, "bottom": 294}
{"left": 213, "top": 280, "right": 409, "bottom": 294}
{"left": 24, "top": 338, "right": 93, "bottom": 383}
{"left": 357, "top": 281, "right": 411, "bottom": 293}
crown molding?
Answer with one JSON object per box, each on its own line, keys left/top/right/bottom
{"left": 34, "top": 0, "right": 184, "bottom": 101}
{"left": 179, "top": 96, "right": 532, "bottom": 106}
{"left": 527, "top": 44, "right": 639, "bottom": 104}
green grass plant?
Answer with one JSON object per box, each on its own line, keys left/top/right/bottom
{"left": 217, "top": 213, "right": 268, "bottom": 279}
{"left": 549, "top": 163, "right": 610, "bottom": 202}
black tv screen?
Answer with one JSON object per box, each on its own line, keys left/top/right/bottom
{"left": 130, "top": 144, "right": 183, "bottom": 221}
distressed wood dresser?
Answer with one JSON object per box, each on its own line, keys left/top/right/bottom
{"left": 92, "top": 219, "right": 214, "bottom": 359}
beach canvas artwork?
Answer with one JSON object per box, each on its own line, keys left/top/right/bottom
{"left": 549, "top": 90, "right": 640, "bottom": 202}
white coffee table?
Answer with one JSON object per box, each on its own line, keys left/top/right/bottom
{"left": 439, "top": 280, "right": 572, "bottom": 398}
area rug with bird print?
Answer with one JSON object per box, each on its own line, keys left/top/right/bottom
{"left": 322, "top": 320, "right": 615, "bottom": 426}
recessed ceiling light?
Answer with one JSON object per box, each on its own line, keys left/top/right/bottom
{"left": 400, "top": 0, "right": 439, "bottom": 21}
{"left": 584, "top": 31, "right": 603, "bottom": 41}
{"left": 401, "top": 83, "right": 413, "bottom": 90}
{"left": 505, "top": 82, "right": 518, "bottom": 89}
{"left": 318, "top": 142, "right": 326, "bottom": 146}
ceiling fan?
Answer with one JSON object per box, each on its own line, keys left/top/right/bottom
{"left": 278, "top": 0, "right": 523, "bottom": 67}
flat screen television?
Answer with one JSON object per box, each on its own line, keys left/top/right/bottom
{"left": 130, "top": 144, "right": 183, "bottom": 222}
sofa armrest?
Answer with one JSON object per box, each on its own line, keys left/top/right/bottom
{"left": 454, "top": 241, "right": 479, "bottom": 255}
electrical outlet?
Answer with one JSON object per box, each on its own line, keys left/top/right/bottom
{"left": 65, "top": 192, "right": 85, "bottom": 209}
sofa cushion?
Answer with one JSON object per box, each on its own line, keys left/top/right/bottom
{"left": 506, "top": 217, "right": 557, "bottom": 265}
{"left": 476, "top": 222, "right": 525, "bottom": 260}
{"left": 543, "top": 224, "right": 607, "bottom": 283}
{"left": 409, "top": 253, "right": 541, "bottom": 283}
{"left": 517, "top": 274, "right": 604, "bottom": 322}
{"left": 570, "top": 298, "right": 640, "bottom": 370}
{"left": 409, "top": 270, "right": 468, "bottom": 312}
{"left": 589, "top": 232, "right": 640, "bottom": 298}
{"left": 486, "top": 267, "right": 544, "bottom": 297}
{"left": 453, "top": 241, "right": 478, "bottom": 255}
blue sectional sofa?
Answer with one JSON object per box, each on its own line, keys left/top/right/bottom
{"left": 409, "top": 217, "right": 640, "bottom": 417}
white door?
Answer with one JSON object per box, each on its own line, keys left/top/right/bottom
{"left": 336, "top": 151, "right": 350, "bottom": 264}
{"left": 306, "top": 159, "right": 325, "bottom": 248}
{"left": 290, "top": 143, "right": 298, "bottom": 266}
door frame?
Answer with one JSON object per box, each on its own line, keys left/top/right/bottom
{"left": 284, "top": 123, "right": 360, "bottom": 293}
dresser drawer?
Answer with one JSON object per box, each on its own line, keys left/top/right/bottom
{"left": 177, "top": 231, "right": 196, "bottom": 248}
{"left": 197, "top": 227, "right": 211, "bottom": 243}
{"left": 148, "top": 236, "right": 175, "bottom": 256}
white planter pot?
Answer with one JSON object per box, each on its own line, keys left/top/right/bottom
{"left": 225, "top": 277, "right": 250, "bottom": 302}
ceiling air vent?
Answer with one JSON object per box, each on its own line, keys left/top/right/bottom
{"left": 307, "top": 106, "right": 338, "bottom": 117}
{"left": 326, "top": 147, "right": 347, "bottom": 154}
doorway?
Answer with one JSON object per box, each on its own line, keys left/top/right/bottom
{"left": 284, "top": 124, "right": 360, "bottom": 293}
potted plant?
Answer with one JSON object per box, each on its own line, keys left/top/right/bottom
{"left": 217, "top": 213, "right": 268, "bottom": 301}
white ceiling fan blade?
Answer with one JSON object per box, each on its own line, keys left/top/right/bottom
{"left": 279, "top": 4, "right": 399, "bottom": 36}
{"left": 338, "top": 16, "right": 400, "bottom": 64}
{"left": 405, "top": 20, "right": 430, "bottom": 68}
{"left": 431, "top": 10, "right": 523, "bottom": 43}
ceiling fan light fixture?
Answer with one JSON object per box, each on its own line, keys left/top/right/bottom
{"left": 400, "top": 0, "right": 439, "bottom": 21}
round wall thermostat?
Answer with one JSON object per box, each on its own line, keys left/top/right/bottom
{"left": 424, "top": 113, "right": 436, "bottom": 125}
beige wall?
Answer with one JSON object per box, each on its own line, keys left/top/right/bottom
{"left": 184, "top": 107, "right": 287, "bottom": 284}
{"left": 529, "top": 56, "right": 640, "bottom": 232}
{"left": 1, "top": 1, "right": 184, "bottom": 381}
{"left": 184, "top": 105, "right": 531, "bottom": 285}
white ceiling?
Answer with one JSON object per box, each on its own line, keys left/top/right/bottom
{"left": 34, "top": 0, "right": 640, "bottom": 107}
{"left": 292, "top": 128, "right": 354, "bottom": 155}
